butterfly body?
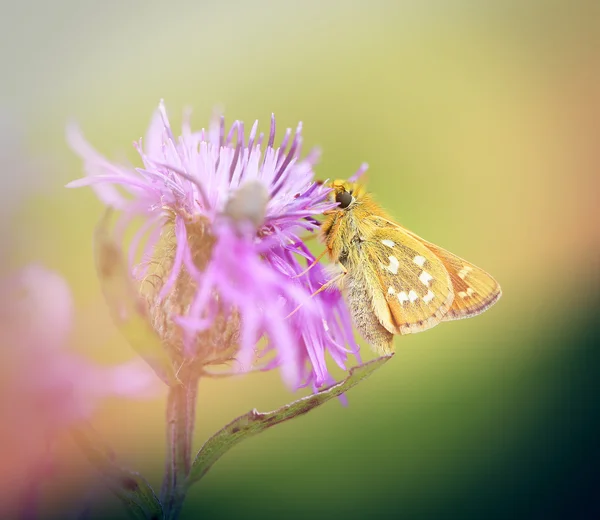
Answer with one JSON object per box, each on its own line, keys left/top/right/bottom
{"left": 320, "top": 180, "right": 501, "bottom": 354}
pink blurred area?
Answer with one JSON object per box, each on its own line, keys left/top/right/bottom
{"left": 0, "top": 265, "right": 160, "bottom": 515}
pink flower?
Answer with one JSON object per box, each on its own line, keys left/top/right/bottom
{"left": 67, "top": 101, "right": 360, "bottom": 389}
{"left": 0, "top": 265, "right": 157, "bottom": 471}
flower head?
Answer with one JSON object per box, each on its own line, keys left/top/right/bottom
{"left": 68, "top": 101, "right": 360, "bottom": 389}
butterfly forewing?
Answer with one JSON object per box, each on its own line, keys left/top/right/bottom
{"left": 363, "top": 226, "right": 455, "bottom": 334}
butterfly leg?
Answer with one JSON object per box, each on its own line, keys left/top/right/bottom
{"left": 293, "top": 248, "right": 328, "bottom": 278}
{"left": 286, "top": 264, "right": 347, "bottom": 319}
{"left": 308, "top": 263, "right": 347, "bottom": 298}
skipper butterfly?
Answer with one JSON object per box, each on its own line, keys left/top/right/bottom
{"left": 317, "top": 179, "right": 502, "bottom": 354}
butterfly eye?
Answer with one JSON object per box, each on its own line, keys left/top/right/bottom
{"left": 336, "top": 190, "right": 353, "bottom": 209}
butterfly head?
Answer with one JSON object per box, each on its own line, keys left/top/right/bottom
{"left": 329, "top": 180, "right": 367, "bottom": 210}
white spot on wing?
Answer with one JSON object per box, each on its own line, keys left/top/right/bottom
{"left": 382, "top": 239, "right": 395, "bottom": 248}
{"left": 418, "top": 271, "right": 433, "bottom": 286}
{"left": 408, "top": 290, "right": 418, "bottom": 302}
{"left": 459, "top": 288, "right": 476, "bottom": 298}
{"left": 398, "top": 291, "right": 409, "bottom": 304}
{"left": 413, "top": 256, "right": 426, "bottom": 267}
{"left": 388, "top": 286, "right": 396, "bottom": 295}
{"left": 384, "top": 256, "right": 399, "bottom": 275}
{"left": 423, "top": 290, "right": 435, "bottom": 303}
{"left": 458, "top": 265, "right": 473, "bottom": 280}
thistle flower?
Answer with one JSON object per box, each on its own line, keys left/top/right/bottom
{"left": 67, "top": 102, "right": 360, "bottom": 389}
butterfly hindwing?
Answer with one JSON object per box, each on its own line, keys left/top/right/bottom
{"left": 420, "top": 242, "right": 501, "bottom": 321}
{"left": 397, "top": 228, "right": 502, "bottom": 321}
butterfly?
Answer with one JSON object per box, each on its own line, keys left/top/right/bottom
{"left": 316, "top": 179, "right": 502, "bottom": 355}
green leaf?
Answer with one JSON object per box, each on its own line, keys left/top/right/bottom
{"left": 93, "top": 209, "right": 177, "bottom": 386}
{"left": 186, "top": 354, "right": 393, "bottom": 489}
{"left": 71, "top": 423, "right": 164, "bottom": 520}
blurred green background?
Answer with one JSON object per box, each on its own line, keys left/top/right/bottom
{"left": 2, "top": 1, "right": 599, "bottom": 518}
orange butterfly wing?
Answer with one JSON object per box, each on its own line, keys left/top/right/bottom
{"left": 399, "top": 229, "right": 502, "bottom": 321}
{"left": 362, "top": 226, "right": 455, "bottom": 334}
{"left": 371, "top": 215, "right": 502, "bottom": 322}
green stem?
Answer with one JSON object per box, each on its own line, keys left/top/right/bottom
{"left": 161, "top": 377, "right": 198, "bottom": 519}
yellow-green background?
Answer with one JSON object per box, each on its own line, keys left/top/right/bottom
{"left": 2, "top": 1, "right": 599, "bottom": 518}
